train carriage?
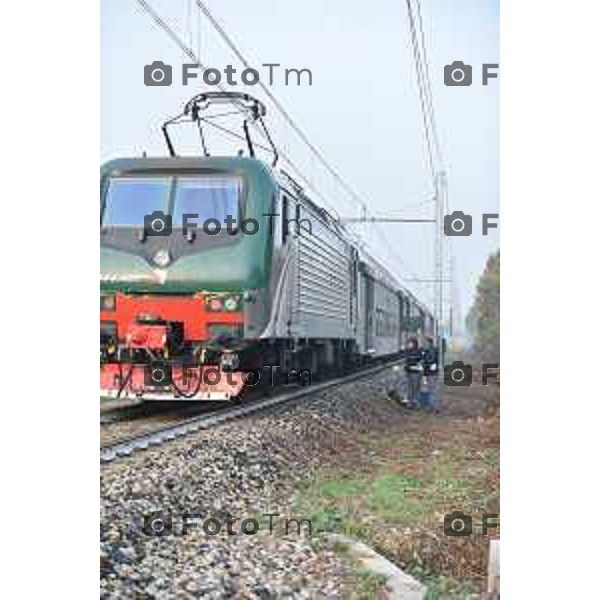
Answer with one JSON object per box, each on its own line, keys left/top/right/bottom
{"left": 100, "top": 93, "right": 436, "bottom": 401}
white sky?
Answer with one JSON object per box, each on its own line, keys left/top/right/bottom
{"left": 101, "top": 0, "right": 499, "bottom": 330}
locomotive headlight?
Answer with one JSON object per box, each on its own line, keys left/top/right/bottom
{"left": 106, "top": 338, "right": 117, "bottom": 356}
{"left": 205, "top": 294, "right": 240, "bottom": 311}
{"left": 101, "top": 294, "right": 116, "bottom": 311}
{"left": 208, "top": 298, "right": 223, "bottom": 311}
{"left": 153, "top": 249, "right": 171, "bottom": 267}
{"left": 224, "top": 296, "right": 239, "bottom": 311}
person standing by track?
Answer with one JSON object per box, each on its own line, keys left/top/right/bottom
{"left": 403, "top": 337, "right": 423, "bottom": 408}
{"left": 422, "top": 336, "right": 440, "bottom": 412}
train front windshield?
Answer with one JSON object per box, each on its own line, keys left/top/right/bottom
{"left": 102, "top": 174, "right": 242, "bottom": 228}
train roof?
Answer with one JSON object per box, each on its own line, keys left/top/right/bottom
{"left": 100, "top": 155, "right": 275, "bottom": 178}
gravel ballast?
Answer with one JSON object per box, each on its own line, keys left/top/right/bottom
{"left": 101, "top": 368, "right": 493, "bottom": 598}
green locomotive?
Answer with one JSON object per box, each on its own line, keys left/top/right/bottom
{"left": 100, "top": 93, "right": 434, "bottom": 400}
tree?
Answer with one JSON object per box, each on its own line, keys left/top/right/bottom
{"left": 467, "top": 251, "right": 500, "bottom": 363}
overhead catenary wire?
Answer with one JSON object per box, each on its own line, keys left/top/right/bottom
{"left": 193, "top": 0, "right": 369, "bottom": 216}
{"left": 185, "top": 0, "right": 193, "bottom": 53}
{"left": 191, "top": 0, "right": 432, "bottom": 296}
{"left": 405, "top": 0, "right": 440, "bottom": 178}
{"left": 133, "top": 0, "right": 432, "bottom": 301}
{"left": 136, "top": 0, "right": 197, "bottom": 62}
{"left": 413, "top": 0, "right": 443, "bottom": 169}
{"left": 405, "top": 0, "right": 451, "bottom": 337}
{"left": 133, "top": 0, "right": 345, "bottom": 217}
{"left": 136, "top": 0, "right": 360, "bottom": 217}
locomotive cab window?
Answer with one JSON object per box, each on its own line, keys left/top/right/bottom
{"left": 102, "top": 176, "right": 168, "bottom": 226}
{"left": 101, "top": 174, "right": 243, "bottom": 230}
{"left": 172, "top": 176, "right": 242, "bottom": 227}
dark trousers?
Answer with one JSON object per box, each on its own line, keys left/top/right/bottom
{"left": 423, "top": 375, "right": 439, "bottom": 410}
{"left": 406, "top": 371, "right": 422, "bottom": 404}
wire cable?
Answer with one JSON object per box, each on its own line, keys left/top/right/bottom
{"left": 193, "top": 0, "right": 369, "bottom": 215}
{"left": 414, "top": 0, "right": 442, "bottom": 168}
{"left": 405, "top": 0, "right": 437, "bottom": 178}
{"left": 133, "top": 0, "right": 434, "bottom": 307}
{"left": 192, "top": 0, "right": 435, "bottom": 303}
{"left": 133, "top": 0, "right": 343, "bottom": 215}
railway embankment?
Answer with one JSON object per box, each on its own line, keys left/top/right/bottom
{"left": 101, "top": 367, "right": 499, "bottom": 599}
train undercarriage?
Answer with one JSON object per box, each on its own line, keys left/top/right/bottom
{"left": 100, "top": 300, "right": 363, "bottom": 402}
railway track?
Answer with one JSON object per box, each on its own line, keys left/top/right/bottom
{"left": 100, "top": 399, "right": 222, "bottom": 425}
{"left": 100, "top": 360, "right": 400, "bottom": 464}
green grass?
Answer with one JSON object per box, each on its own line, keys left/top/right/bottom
{"left": 483, "top": 447, "right": 500, "bottom": 468}
{"left": 295, "top": 472, "right": 426, "bottom": 538}
{"left": 346, "top": 564, "right": 478, "bottom": 600}
{"left": 295, "top": 457, "right": 482, "bottom": 537}
{"left": 422, "top": 573, "right": 478, "bottom": 599}
{"left": 348, "top": 568, "right": 388, "bottom": 600}
{"left": 293, "top": 426, "right": 499, "bottom": 596}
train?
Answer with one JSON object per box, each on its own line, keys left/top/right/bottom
{"left": 100, "top": 93, "right": 435, "bottom": 401}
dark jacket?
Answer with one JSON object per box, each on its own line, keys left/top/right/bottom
{"left": 405, "top": 347, "right": 423, "bottom": 373}
{"left": 422, "top": 346, "right": 439, "bottom": 377}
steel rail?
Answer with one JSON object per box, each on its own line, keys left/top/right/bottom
{"left": 100, "top": 359, "right": 400, "bottom": 463}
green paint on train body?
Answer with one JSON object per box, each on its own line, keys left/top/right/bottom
{"left": 100, "top": 156, "right": 278, "bottom": 294}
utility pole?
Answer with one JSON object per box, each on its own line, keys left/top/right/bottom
{"left": 435, "top": 171, "right": 447, "bottom": 367}
{"left": 449, "top": 251, "right": 455, "bottom": 337}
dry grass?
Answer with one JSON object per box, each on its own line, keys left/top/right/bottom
{"left": 296, "top": 386, "right": 500, "bottom": 598}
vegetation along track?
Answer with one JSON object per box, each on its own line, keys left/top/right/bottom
{"left": 100, "top": 360, "right": 402, "bottom": 464}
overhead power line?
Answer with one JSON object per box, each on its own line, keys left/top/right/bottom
{"left": 133, "top": 0, "right": 345, "bottom": 217}
{"left": 405, "top": 0, "right": 451, "bottom": 335}
{"left": 133, "top": 0, "right": 432, "bottom": 300}
{"left": 136, "top": 0, "right": 197, "bottom": 62}
{"left": 405, "top": 0, "right": 442, "bottom": 178}
{"left": 192, "top": 0, "right": 434, "bottom": 296}
{"left": 414, "top": 0, "right": 442, "bottom": 168}
{"left": 340, "top": 217, "right": 435, "bottom": 223}
{"left": 193, "top": 0, "right": 368, "bottom": 215}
